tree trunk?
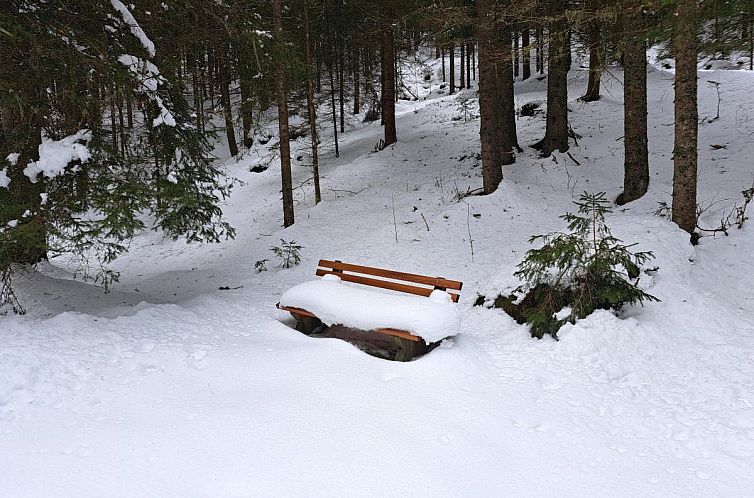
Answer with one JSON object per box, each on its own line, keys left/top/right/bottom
{"left": 441, "top": 47, "right": 446, "bottom": 82}
{"left": 240, "top": 76, "right": 253, "bottom": 149}
{"left": 499, "top": 25, "right": 519, "bottom": 161}
{"left": 466, "top": 43, "right": 472, "bottom": 87}
{"left": 671, "top": 0, "right": 698, "bottom": 236}
{"left": 353, "top": 44, "right": 360, "bottom": 115}
{"left": 533, "top": 2, "right": 570, "bottom": 156}
{"left": 381, "top": 25, "right": 397, "bottom": 146}
{"left": 477, "top": 0, "right": 503, "bottom": 193}
{"left": 328, "top": 53, "right": 339, "bottom": 157}
{"left": 219, "top": 46, "right": 238, "bottom": 158}
{"left": 449, "top": 43, "right": 455, "bottom": 94}
{"left": 460, "top": 43, "right": 466, "bottom": 89}
{"left": 304, "top": 0, "right": 321, "bottom": 204}
{"left": 513, "top": 30, "right": 520, "bottom": 78}
{"left": 337, "top": 37, "right": 345, "bottom": 133}
{"left": 582, "top": 0, "right": 602, "bottom": 102}
{"left": 522, "top": 27, "right": 531, "bottom": 80}
{"left": 618, "top": 0, "right": 649, "bottom": 204}
{"left": 273, "top": 0, "right": 294, "bottom": 227}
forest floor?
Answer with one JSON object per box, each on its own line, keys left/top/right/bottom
{"left": 2, "top": 53, "right": 754, "bottom": 497}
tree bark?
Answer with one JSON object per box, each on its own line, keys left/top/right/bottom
{"left": 460, "top": 43, "right": 466, "bottom": 89}
{"left": 381, "top": 25, "right": 397, "bottom": 146}
{"left": 582, "top": 0, "right": 602, "bottom": 102}
{"left": 273, "top": 0, "right": 294, "bottom": 227}
{"left": 449, "top": 42, "right": 455, "bottom": 94}
{"left": 533, "top": 1, "right": 570, "bottom": 156}
{"left": 353, "top": 44, "right": 360, "bottom": 115}
{"left": 671, "top": 0, "right": 698, "bottom": 236}
{"left": 618, "top": 0, "right": 649, "bottom": 204}
{"left": 304, "top": 0, "right": 321, "bottom": 204}
{"left": 522, "top": 27, "right": 531, "bottom": 80}
{"left": 498, "top": 25, "right": 519, "bottom": 162}
{"left": 219, "top": 46, "right": 238, "bottom": 158}
{"left": 466, "top": 42, "right": 472, "bottom": 87}
{"left": 477, "top": 0, "right": 503, "bottom": 193}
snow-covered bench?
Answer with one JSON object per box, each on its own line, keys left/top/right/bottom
{"left": 277, "top": 260, "right": 463, "bottom": 359}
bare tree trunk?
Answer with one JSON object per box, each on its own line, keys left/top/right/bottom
{"left": 328, "top": 53, "right": 339, "bottom": 157}
{"left": 441, "top": 47, "right": 446, "bottom": 82}
{"left": 466, "top": 42, "right": 472, "bottom": 87}
{"left": 533, "top": 2, "right": 570, "bottom": 156}
{"left": 460, "top": 43, "right": 465, "bottom": 89}
{"left": 671, "top": 0, "right": 698, "bottom": 237}
{"left": 477, "top": 0, "right": 503, "bottom": 193}
{"left": 353, "top": 44, "right": 360, "bottom": 115}
{"left": 304, "top": 0, "right": 321, "bottom": 204}
{"left": 582, "top": 0, "right": 602, "bottom": 102}
{"left": 273, "top": 0, "right": 294, "bottom": 227}
{"left": 618, "top": 0, "right": 649, "bottom": 204}
{"left": 513, "top": 30, "right": 520, "bottom": 78}
{"left": 239, "top": 77, "right": 253, "bottom": 149}
{"left": 471, "top": 43, "right": 476, "bottom": 80}
{"left": 522, "top": 27, "right": 531, "bottom": 80}
{"left": 337, "top": 36, "right": 345, "bottom": 133}
{"left": 219, "top": 46, "right": 238, "bottom": 157}
{"left": 499, "top": 25, "right": 519, "bottom": 161}
{"left": 381, "top": 25, "right": 397, "bottom": 146}
{"left": 449, "top": 43, "right": 455, "bottom": 94}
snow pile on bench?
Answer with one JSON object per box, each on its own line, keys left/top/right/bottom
{"left": 279, "top": 275, "right": 461, "bottom": 342}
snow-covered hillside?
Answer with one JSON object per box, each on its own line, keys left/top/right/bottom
{"left": 2, "top": 56, "right": 754, "bottom": 497}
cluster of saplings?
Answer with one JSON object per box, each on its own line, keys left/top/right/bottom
{"left": 477, "top": 193, "right": 659, "bottom": 338}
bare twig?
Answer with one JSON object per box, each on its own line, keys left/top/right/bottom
{"left": 420, "top": 213, "right": 430, "bottom": 231}
{"left": 392, "top": 194, "right": 398, "bottom": 243}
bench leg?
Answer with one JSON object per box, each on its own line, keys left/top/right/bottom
{"left": 392, "top": 336, "right": 429, "bottom": 361}
{"left": 292, "top": 313, "right": 323, "bottom": 334}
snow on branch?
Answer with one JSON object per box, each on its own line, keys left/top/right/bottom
{"left": 23, "top": 130, "right": 93, "bottom": 183}
{"left": 110, "top": 0, "right": 156, "bottom": 58}
{"left": 118, "top": 54, "right": 176, "bottom": 127}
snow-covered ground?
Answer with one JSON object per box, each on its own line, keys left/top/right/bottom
{"left": 2, "top": 54, "right": 754, "bottom": 497}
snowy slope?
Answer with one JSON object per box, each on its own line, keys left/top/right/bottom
{"left": 1, "top": 55, "right": 754, "bottom": 497}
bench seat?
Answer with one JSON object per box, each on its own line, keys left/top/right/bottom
{"left": 279, "top": 275, "right": 461, "bottom": 343}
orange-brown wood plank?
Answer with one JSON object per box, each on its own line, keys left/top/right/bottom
{"left": 277, "top": 305, "right": 421, "bottom": 342}
{"left": 315, "top": 269, "right": 460, "bottom": 302}
{"left": 317, "top": 259, "right": 462, "bottom": 291}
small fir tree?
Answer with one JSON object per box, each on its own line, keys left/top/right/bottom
{"left": 503, "top": 192, "right": 659, "bottom": 338}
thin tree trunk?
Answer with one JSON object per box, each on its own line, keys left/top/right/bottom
{"left": 328, "top": 54, "right": 339, "bottom": 157}
{"left": 441, "top": 47, "right": 446, "bottom": 82}
{"left": 522, "top": 27, "right": 531, "bottom": 80}
{"left": 471, "top": 43, "right": 476, "bottom": 80}
{"left": 499, "top": 25, "right": 519, "bottom": 161}
{"left": 466, "top": 42, "right": 472, "bottom": 87}
{"left": 353, "top": 44, "right": 360, "bottom": 115}
{"left": 338, "top": 37, "right": 345, "bottom": 133}
{"left": 533, "top": 2, "right": 569, "bottom": 156}
{"left": 304, "top": 0, "right": 321, "bottom": 204}
{"left": 273, "top": 0, "right": 294, "bottom": 227}
{"left": 460, "top": 43, "right": 466, "bottom": 89}
{"left": 513, "top": 30, "right": 520, "bottom": 78}
{"left": 449, "top": 43, "right": 455, "bottom": 94}
{"left": 671, "top": 0, "right": 698, "bottom": 236}
{"left": 381, "top": 25, "right": 397, "bottom": 146}
{"left": 583, "top": 0, "right": 602, "bottom": 101}
{"left": 618, "top": 0, "right": 649, "bottom": 204}
{"left": 477, "top": 0, "right": 503, "bottom": 193}
{"left": 219, "top": 46, "right": 238, "bottom": 157}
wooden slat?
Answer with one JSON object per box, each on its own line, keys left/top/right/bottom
{"left": 315, "top": 269, "right": 460, "bottom": 303}
{"left": 277, "top": 304, "right": 421, "bottom": 342}
{"left": 317, "top": 259, "right": 462, "bottom": 291}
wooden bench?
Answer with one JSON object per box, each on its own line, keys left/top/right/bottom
{"left": 277, "top": 259, "right": 463, "bottom": 360}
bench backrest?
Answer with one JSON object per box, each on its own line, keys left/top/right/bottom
{"left": 315, "top": 259, "right": 463, "bottom": 303}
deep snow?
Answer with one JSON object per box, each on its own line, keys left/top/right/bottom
{"left": 1, "top": 52, "right": 754, "bottom": 497}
